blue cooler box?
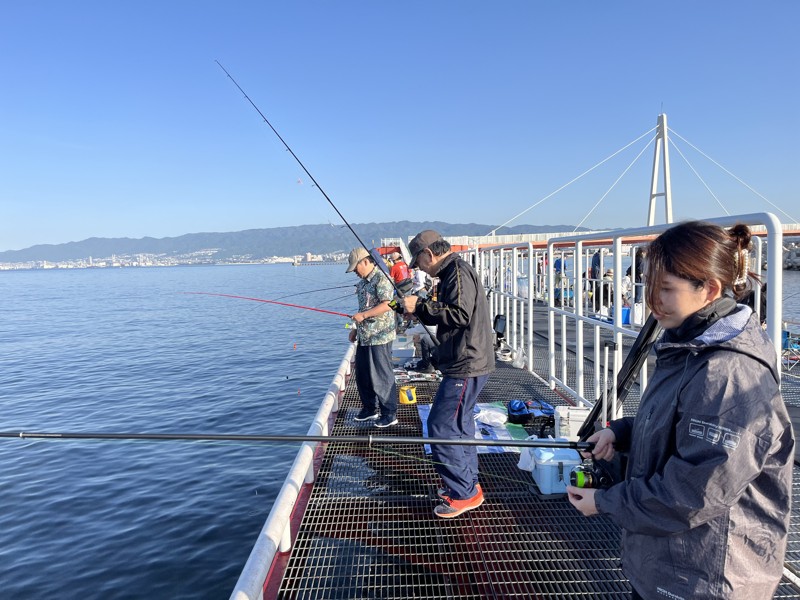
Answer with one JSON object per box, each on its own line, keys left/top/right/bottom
{"left": 531, "top": 444, "right": 582, "bottom": 494}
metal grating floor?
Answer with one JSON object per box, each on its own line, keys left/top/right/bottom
{"left": 275, "top": 355, "right": 800, "bottom": 599}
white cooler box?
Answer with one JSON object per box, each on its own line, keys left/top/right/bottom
{"left": 531, "top": 442, "right": 581, "bottom": 495}
{"left": 554, "top": 406, "right": 592, "bottom": 440}
{"left": 392, "top": 335, "right": 416, "bottom": 361}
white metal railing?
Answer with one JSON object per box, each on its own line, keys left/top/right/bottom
{"left": 230, "top": 343, "right": 356, "bottom": 600}
{"left": 231, "top": 214, "right": 785, "bottom": 599}
{"left": 471, "top": 213, "right": 784, "bottom": 419}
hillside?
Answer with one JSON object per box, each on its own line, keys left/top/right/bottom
{"left": 0, "top": 221, "right": 581, "bottom": 263}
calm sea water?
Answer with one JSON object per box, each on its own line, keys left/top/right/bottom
{"left": 1, "top": 264, "right": 799, "bottom": 599}
{"left": 0, "top": 264, "right": 354, "bottom": 598}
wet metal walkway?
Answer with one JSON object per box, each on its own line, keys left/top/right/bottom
{"left": 270, "top": 355, "right": 800, "bottom": 598}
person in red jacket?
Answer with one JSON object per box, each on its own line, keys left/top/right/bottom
{"left": 388, "top": 252, "right": 409, "bottom": 282}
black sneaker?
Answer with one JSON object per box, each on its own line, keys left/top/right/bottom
{"left": 374, "top": 415, "right": 399, "bottom": 428}
{"left": 354, "top": 409, "right": 380, "bottom": 422}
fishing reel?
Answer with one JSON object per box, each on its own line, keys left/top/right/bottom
{"left": 389, "top": 299, "right": 405, "bottom": 314}
{"left": 569, "top": 458, "right": 614, "bottom": 489}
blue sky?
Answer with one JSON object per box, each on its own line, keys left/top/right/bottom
{"left": 1, "top": 1, "right": 798, "bottom": 251}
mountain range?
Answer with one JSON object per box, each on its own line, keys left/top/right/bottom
{"left": 0, "top": 221, "right": 582, "bottom": 263}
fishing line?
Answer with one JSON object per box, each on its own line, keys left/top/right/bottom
{"left": 273, "top": 270, "right": 338, "bottom": 286}
{"left": 273, "top": 284, "right": 354, "bottom": 301}
{"left": 316, "top": 292, "right": 358, "bottom": 309}
{"left": 215, "top": 61, "right": 438, "bottom": 344}
{"left": 784, "top": 290, "right": 800, "bottom": 302}
{"left": 184, "top": 291, "right": 352, "bottom": 319}
{"left": 369, "top": 442, "right": 541, "bottom": 490}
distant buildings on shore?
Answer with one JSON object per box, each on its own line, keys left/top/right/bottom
{"left": 0, "top": 249, "right": 349, "bottom": 271}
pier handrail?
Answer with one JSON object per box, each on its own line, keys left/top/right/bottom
{"left": 230, "top": 343, "right": 356, "bottom": 600}
{"left": 546, "top": 212, "right": 783, "bottom": 369}
{"left": 472, "top": 212, "right": 785, "bottom": 416}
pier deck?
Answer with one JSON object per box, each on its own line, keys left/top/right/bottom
{"left": 268, "top": 340, "right": 800, "bottom": 598}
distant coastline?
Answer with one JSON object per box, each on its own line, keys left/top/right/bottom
{"left": 0, "top": 253, "right": 316, "bottom": 272}
{"left": 292, "top": 260, "right": 347, "bottom": 267}
{"left": 0, "top": 220, "right": 581, "bottom": 271}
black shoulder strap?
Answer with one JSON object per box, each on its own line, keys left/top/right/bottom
{"left": 577, "top": 314, "right": 662, "bottom": 441}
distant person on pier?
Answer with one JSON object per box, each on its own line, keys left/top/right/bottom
{"left": 553, "top": 256, "right": 568, "bottom": 305}
{"left": 346, "top": 247, "right": 398, "bottom": 428}
{"left": 567, "top": 221, "right": 793, "bottom": 600}
{"left": 626, "top": 249, "right": 646, "bottom": 304}
{"left": 601, "top": 269, "right": 614, "bottom": 314}
{"left": 591, "top": 249, "right": 602, "bottom": 312}
{"left": 388, "top": 252, "right": 413, "bottom": 294}
{"left": 402, "top": 230, "right": 495, "bottom": 518}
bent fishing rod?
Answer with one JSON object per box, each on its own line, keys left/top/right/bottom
{"left": 0, "top": 430, "right": 594, "bottom": 451}
{"left": 215, "top": 61, "right": 438, "bottom": 343}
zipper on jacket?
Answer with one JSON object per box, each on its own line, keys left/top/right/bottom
{"left": 631, "top": 407, "right": 654, "bottom": 478}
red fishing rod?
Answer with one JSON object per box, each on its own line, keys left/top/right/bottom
{"left": 184, "top": 292, "right": 352, "bottom": 319}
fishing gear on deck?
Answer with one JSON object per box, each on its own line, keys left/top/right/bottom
{"left": 215, "top": 61, "right": 439, "bottom": 345}
{"left": 0, "top": 430, "right": 595, "bottom": 451}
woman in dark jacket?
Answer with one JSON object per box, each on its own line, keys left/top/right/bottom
{"left": 567, "top": 221, "right": 793, "bottom": 599}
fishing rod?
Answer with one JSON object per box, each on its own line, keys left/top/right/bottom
{"left": 565, "top": 314, "right": 663, "bottom": 489}
{"left": 215, "top": 61, "right": 372, "bottom": 259}
{"left": 215, "top": 61, "right": 438, "bottom": 343}
{"left": 0, "top": 430, "right": 594, "bottom": 451}
{"left": 184, "top": 292, "right": 352, "bottom": 319}
{"left": 577, "top": 313, "right": 662, "bottom": 441}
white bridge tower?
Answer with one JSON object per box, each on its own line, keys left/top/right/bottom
{"left": 647, "top": 113, "right": 673, "bottom": 226}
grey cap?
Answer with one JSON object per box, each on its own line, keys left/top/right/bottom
{"left": 408, "top": 230, "right": 442, "bottom": 267}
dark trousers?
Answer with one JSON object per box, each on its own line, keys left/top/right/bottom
{"left": 428, "top": 374, "right": 489, "bottom": 499}
{"left": 419, "top": 334, "right": 437, "bottom": 368}
{"left": 355, "top": 342, "right": 397, "bottom": 419}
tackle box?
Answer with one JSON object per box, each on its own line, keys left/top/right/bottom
{"left": 531, "top": 442, "right": 581, "bottom": 495}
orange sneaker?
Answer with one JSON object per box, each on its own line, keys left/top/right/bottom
{"left": 437, "top": 483, "right": 482, "bottom": 500}
{"left": 434, "top": 486, "right": 484, "bottom": 518}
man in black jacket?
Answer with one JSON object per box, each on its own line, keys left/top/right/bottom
{"left": 402, "top": 230, "right": 495, "bottom": 518}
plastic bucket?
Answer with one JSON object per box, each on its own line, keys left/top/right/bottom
{"left": 399, "top": 385, "right": 417, "bottom": 404}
